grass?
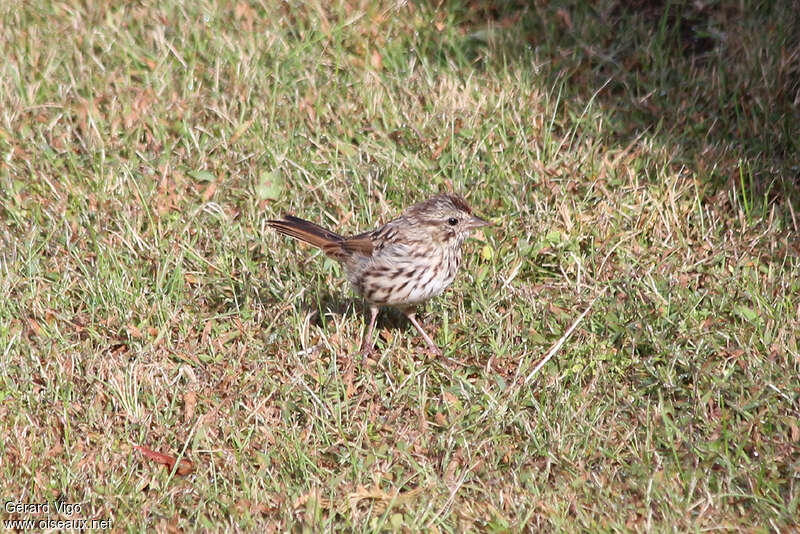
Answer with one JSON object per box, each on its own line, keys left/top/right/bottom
{"left": 1, "top": 0, "right": 799, "bottom": 531}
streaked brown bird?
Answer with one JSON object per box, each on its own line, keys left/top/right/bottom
{"left": 267, "top": 193, "right": 489, "bottom": 356}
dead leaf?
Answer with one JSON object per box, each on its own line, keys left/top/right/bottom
{"left": 133, "top": 444, "right": 194, "bottom": 476}
{"left": 47, "top": 443, "right": 64, "bottom": 459}
{"left": 183, "top": 390, "right": 197, "bottom": 423}
{"left": 201, "top": 319, "right": 214, "bottom": 345}
{"left": 234, "top": 1, "right": 256, "bottom": 32}
{"left": 27, "top": 318, "right": 43, "bottom": 337}
{"left": 432, "top": 136, "right": 450, "bottom": 159}
{"left": 229, "top": 118, "right": 254, "bottom": 144}
{"left": 293, "top": 489, "right": 329, "bottom": 510}
{"left": 202, "top": 181, "right": 217, "bottom": 201}
{"left": 444, "top": 458, "right": 460, "bottom": 484}
{"left": 109, "top": 343, "right": 128, "bottom": 356}
{"left": 370, "top": 49, "right": 382, "bottom": 70}
{"left": 346, "top": 484, "right": 423, "bottom": 515}
{"left": 126, "top": 324, "right": 143, "bottom": 339}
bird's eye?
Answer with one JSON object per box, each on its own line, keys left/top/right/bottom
{"left": 447, "top": 217, "right": 458, "bottom": 226}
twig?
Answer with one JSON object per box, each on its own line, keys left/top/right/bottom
{"left": 524, "top": 288, "right": 607, "bottom": 385}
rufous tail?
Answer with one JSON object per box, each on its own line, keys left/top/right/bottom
{"left": 267, "top": 215, "right": 345, "bottom": 255}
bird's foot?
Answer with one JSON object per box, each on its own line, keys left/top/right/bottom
{"left": 359, "top": 343, "right": 376, "bottom": 364}
{"left": 422, "top": 344, "right": 443, "bottom": 358}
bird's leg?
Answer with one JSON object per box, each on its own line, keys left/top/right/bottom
{"left": 403, "top": 309, "right": 442, "bottom": 357}
{"left": 360, "top": 305, "right": 379, "bottom": 358}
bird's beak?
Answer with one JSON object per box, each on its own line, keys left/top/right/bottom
{"left": 466, "top": 215, "right": 490, "bottom": 229}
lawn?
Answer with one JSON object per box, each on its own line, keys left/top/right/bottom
{"left": 1, "top": 0, "right": 798, "bottom": 531}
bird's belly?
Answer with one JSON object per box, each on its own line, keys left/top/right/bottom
{"left": 385, "top": 267, "right": 455, "bottom": 305}
{"left": 353, "top": 256, "right": 460, "bottom": 307}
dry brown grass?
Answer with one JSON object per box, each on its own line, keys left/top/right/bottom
{"left": 1, "top": 0, "right": 798, "bottom": 531}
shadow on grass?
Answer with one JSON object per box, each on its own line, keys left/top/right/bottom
{"left": 428, "top": 0, "right": 800, "bottom": 223}
{"left": 299, "top": 289, "right": 424, "bottom": 338}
